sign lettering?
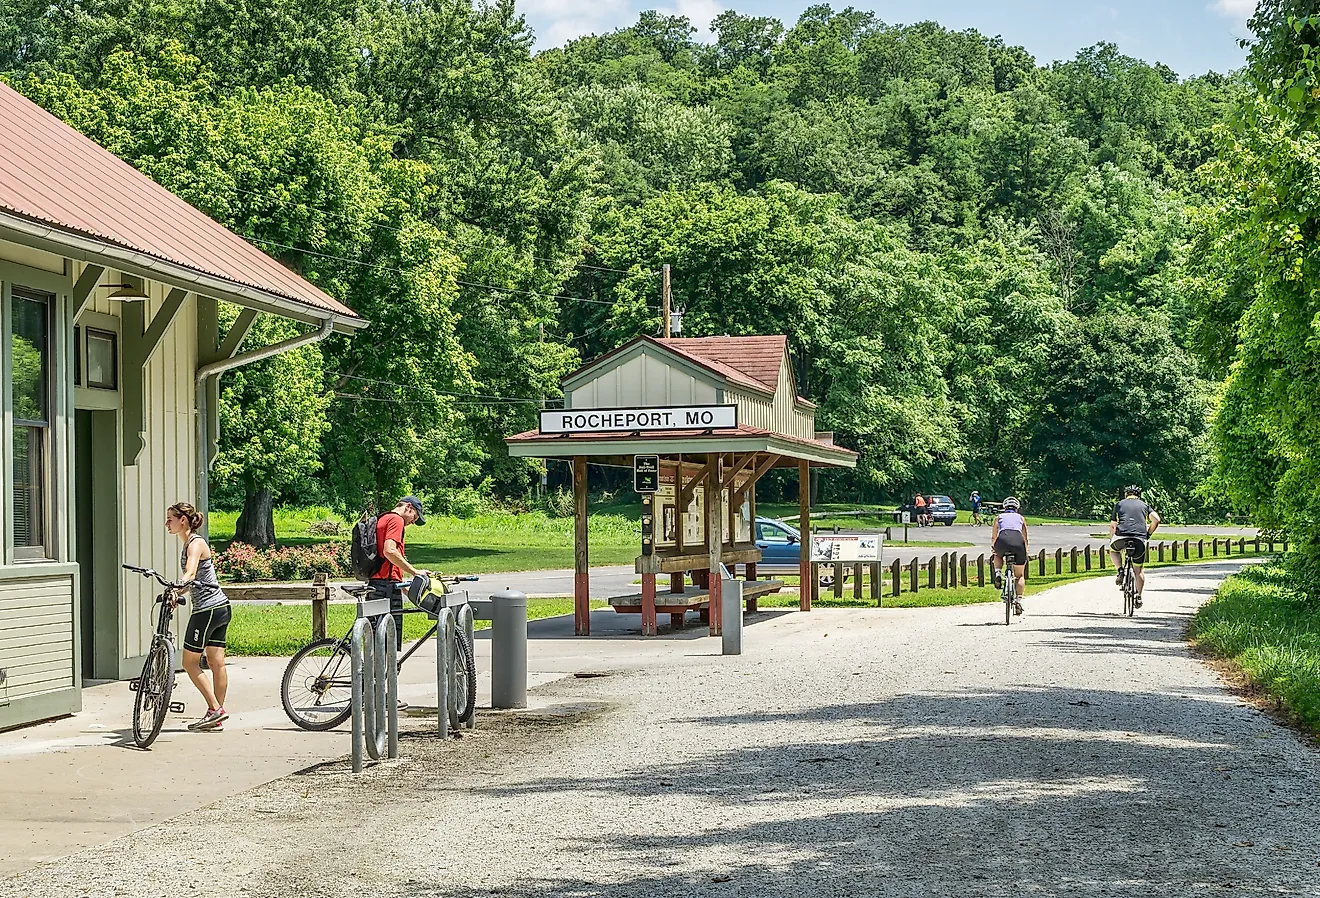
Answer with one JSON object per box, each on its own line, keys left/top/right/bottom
{"left": 539, "top": 405, "right": 738, "bottom": 435}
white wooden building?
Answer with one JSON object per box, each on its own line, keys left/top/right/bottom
{"left": 0, "top": 83, "right": 365, "bottom": 729}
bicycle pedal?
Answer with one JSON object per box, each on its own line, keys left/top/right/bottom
{"left": 128, "top": 680, "right": 140, "bottom": 692}
{"left": 169, "top": 701, "right": 186, "bottom": 714}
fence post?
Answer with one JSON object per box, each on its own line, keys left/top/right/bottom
{"left": 1225, "top": 538, "right": 1232, "bottom": 557}
{"left": 977, "top": 554, "right": 985, "bottom": 588}
{"left": 1038, "top": 548, "right": 1046, "bottom": 577}
{"left": 1099, "top": 546, "right": 1107, "bottom": 569}
{"left": 891, "top": 559, "right": 901, "bottom": 598}
{"left": 1054, "top": 548, "right": 1063, "bottom": 575}
{"left": 833, "top": 562, "right": 844, "bottom": 598}
{"left": 940, "top": 554, "right": 948, "bottom": 589}
{"left": 871, "top": 562, "right": 881, "bottom": 606}
{"left": 1212, "top": 538, "right": 1218, "bottom": 556}
{"left": 960, "top": 554, "right": 968, "bottom": 586}
{"left": 910, "top": 558, "right": 919, "bottom": 593}
{"left": 1238, "top": 538, "right": 1245, "bottom": 554}
{"left": 312, "top": 571, "right": 330, "bottom": 641}
{"left": 1253, "top": 536, "right": 1260, "bottom": 553}
{"left": 854, "top": 563, "right": 863, "bottom": 600}
{"left": 1198, "top": 539, "right": 1204, "bottom": 558}
{"left": 1171, "top": 540, "right": 1178, "bottom": 562}
{"left": 1157, "top": 542, "right": 1165, "bottom": 562}
{"left": 1070, "top": 547, "right": 1078, "bottom": 573}
{"left": 1084, "top": 545, "right": 1092, "bottom": 571}
{"left": 927, "top": 558, "right": 935, "bottom": 589}
{"left": 1184, "top": 538, "right": 1191, "bottom": 558}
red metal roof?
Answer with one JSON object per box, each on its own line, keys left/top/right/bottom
{"left": 657, "top": 336, "right": 786, "bottom": 394}
{"left": 505, "top": 422, "right": 856, "bottom": 461}
{"left": 0, "top": 82, "right": 359, "bottom": 320}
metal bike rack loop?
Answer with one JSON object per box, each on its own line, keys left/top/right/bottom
{"left": 351, "top": 597, "right": 399, "bottom": 774}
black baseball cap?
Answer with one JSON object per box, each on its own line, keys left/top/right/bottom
{"left": 400, "top": 495, "right": 426, "bottom": 525}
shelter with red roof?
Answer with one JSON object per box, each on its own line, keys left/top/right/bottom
{"left": 0, "top": 82, "right": 365, "bottom": 729}
{"left": 506, "top": 334, "right": 855, "bottom": 637}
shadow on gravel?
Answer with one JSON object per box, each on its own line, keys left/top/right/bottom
{"left": 438, "top": 686, "right": 1318, "bottom": 896}
{"left": 419, "top": 688, "right": 1314, "bottom": 896}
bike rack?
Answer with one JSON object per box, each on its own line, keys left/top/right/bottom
{"left": 350, "top": 597, "right": 399, "bottom": 773}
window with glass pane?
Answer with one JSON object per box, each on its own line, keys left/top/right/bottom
{"left": 11, "top": 289, "right": 50, "bottom": 556}
{"left": 85, "top": 327, "right": 117, "bottom": 389}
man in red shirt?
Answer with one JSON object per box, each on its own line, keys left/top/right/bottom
{"left": 369, "top": 496, "right": 427, "bottom": 645}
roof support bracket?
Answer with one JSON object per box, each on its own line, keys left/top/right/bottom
{"left": 122, "top": 288, "right": 187, "bottom": 464}
{"left": 733, "top": 454, "right": 781, "bottom": 505}
{"left": 72, "top": 265, "right": 105, "bottom": 319}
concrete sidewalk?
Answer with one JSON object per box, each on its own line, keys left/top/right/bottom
{"left": 0, "top": 605, "right": 780, "bottom": 877}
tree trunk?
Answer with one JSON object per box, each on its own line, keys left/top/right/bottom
{"left": 234, "top": 486, "right": 276, "bottom": 547}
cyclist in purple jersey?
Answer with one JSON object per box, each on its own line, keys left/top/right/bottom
{"left": 991, "top": 497, "right": 1029, "bottom": 615}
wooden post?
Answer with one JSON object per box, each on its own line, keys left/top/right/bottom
{"left": 1084, "top": 546, "right": 1092, "bottom": 571}
{"left": 927, "top": 558, "right": 935, "bottom": 589}
{"left": 1212, "top": 538, "right": 1219, "bottom": 556}
{"left": 833, "top": 562, "right": 844, "bottom": 598}
{"left": 641, "top": 571, "right": 657, "bottom": 637}
{"left": 1171, "top": 540, "right": 1178, "bottom": 562}
{"left": 960, "top": 554, "right": 968, "bottom": 586}
{"left": 1225, "top": 538, "right": 1231, "bottom": 557}
{"left": 1185, "top": 538, "right": 1191, "bottom": 558}
{"left": 1238, "top": 538, "right": 1245, "bottom": 553}
{"left": 890, "top": 559, "right": 900, "bottom": 598}
{"left": 853, "top": 563, "right": 863, "bottom": 600}
{"left": 910, "top": 558, "right": 918, "bottom": 593}
{"left": 1099, "top": 547, "right": 1107, "bottom": 569}
{"left": 872, "top": 562, "right": 882, "bottom": 605}
{"left": 799, "top": 460, "right": 811, "bottom": 612}
{"left": 940, "top": 553, "right": 948, "bottom": 589}
{"left": 977, "top": 554, "right": 985, "bottom": 588}
{"left": 312, "top": 572, "right": 329, "bottom": 640}
{"left": 1038, "top": 548, "right": 1046, "bottom": 577}
{"left": 1070, "top": 547, "right": 1078, "bottom": 573}
{"left": 671, "top": 457, "right": 685, "bottom": 595}
{"left": 1055, "top": 548, "right": 1063, "bottom": 575}
{"left": 811, "top": 562, "right": 821, "bottom": 605}
{"left": 707, "top": 456, "right": 724, "bottom": 636}
{"left": 1198, "top": 539, "right": 1204, "bottom": 558}
{"left": 573, "top": 456, "right": 590, "bottom": 636}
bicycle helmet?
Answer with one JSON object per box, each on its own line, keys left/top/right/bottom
{"left": 1003, "top": 496, "right": 1020, "bottom": 510}
{"left": 1124, "top": 484, "right": 1142, "bottom": 497}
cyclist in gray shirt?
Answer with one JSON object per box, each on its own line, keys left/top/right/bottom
{"left": 1108, "top": 485, "right": 1161, "bottom": 607}
{"left": 166, "top": 502, "right": 231, "bottom": 731}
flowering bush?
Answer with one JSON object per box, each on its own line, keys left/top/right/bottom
{"left": 215, "top": 541, "right": 352, "bottom": 582}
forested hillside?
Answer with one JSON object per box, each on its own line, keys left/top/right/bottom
{"left": 0, "top": 1, "right": 1245, "bottom": 528}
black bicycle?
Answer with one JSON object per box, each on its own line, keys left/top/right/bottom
{"left": 124, "top": 564, "right": 188, "bottom": 748}
{"left": 281, "top": 575, "right": 479, "bottom": 731}
{"left": 1115, "top": 540, "right": 1142, "bottom": 617}
{"left": 998, "top": 558, "right": 1019, "bottom": 625}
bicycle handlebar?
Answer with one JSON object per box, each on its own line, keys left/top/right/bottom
{"left": 122, "top": 564, "right": 187, "bottom": 600}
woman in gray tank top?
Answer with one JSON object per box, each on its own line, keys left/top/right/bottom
{"left": 166, "top": 502, "right": 231, "bottom": 732}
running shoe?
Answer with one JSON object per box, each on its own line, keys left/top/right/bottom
{"left": 189, "top": 707, "right": 228, "bottom": 730}
{"left": 1133, "top": 595, "right": 1143, "bottom": 609}
{"left": 1013, "top": 600, "right": 1024, "bottom": 616}
{"left": 1115, "top": 573, "right": 1123, "bottom": 586}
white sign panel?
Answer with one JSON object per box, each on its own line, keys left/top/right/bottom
{"left": 811, "top": 534, "right": 883, "bottom": 563}
{"left": 539, "top": 405, "right": 738, "bottom": 435}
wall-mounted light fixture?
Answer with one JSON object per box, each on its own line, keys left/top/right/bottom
{"left": 104, "top": 275, "right": 150, "bottom": 301}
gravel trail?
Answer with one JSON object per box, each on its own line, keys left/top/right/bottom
{"left": 5, "top": 559, "right": 1318, "bottom": 897}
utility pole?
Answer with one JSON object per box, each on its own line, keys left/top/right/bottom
{"left": 662, "top": 263, "right": 672, "bottom": 339}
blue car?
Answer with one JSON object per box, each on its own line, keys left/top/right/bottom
{"left": 755, "top": 517, "right": 803, "bottom": 569}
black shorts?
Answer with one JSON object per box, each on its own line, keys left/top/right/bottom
{"left": 994, "top": 532, "right": 1027, "bottom": 565}
{"left": 183, "top": 604, "right": 231, "bottom": 653}
{"left": 1112, "top": 536, "right": 1148, "bottom": 565}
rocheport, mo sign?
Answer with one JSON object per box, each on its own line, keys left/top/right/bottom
{"left": 539, "top": 404, "right": 738, "bottom": 435}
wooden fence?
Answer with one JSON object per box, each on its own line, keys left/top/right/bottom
{"left": 807, "top": 535, "right": 1286, "bottom": 607}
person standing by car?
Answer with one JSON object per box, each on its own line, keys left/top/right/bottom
{"left": 1109, "top": 485, "right": 1160, "bottom": 608}
{"left": 371, "top": 496, "right": 428, "bottom": 646}
{"left": 166, "top": 502, "right": 230, "bottom": 732}
{"left": 970, "top": 490, "right": 982, "bottom": 525}
{"left": 914, "top": 493, "right": 927, "bottom": 527}
{"left": 990, "top": 497, "right": 1029, "bottom": 616}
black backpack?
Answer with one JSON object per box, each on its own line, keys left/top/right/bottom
{"left": 350, "top": 512, "right": 383, "bottom": 580}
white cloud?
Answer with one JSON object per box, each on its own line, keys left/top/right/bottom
{"left": 1208, "top": 0, "right": 1258, "bottom": 22}
{"left": 660, "top": 0, "right": 724, "bottom": 40}
{"left": 520, "top": 0, "right": 630, "bottom": 46}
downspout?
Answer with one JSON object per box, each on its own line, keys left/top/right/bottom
{"left": 194, "top": 317, "right": 337, "bottom": 536}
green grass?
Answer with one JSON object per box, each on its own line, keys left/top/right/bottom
{"left": 208, "top": 506, "right": 642, "bottom": 575}
{"left": 226, "top": 597, "right": 606, "bottom": 656}
{"left": 1190, "top": 561, "right": 1320, "bottom": 736}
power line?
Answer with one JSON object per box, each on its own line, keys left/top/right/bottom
{"left": 248, "top": 236, "right": 650, "bottom": 309}
{"left": 226, "top": 183, "right": 654, "bottom": 276}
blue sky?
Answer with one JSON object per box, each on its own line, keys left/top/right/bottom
{"left": 519, "top": 0, "right": 1257, "bottom": 77}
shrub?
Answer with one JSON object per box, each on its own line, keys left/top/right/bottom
{"left": 215, "top": 541, "right": 352, "bottom": 582}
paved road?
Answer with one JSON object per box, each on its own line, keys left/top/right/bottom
{"left": 481, "top": 524, "right": 1260, "bottom": 599}
{"left": 6, "top": 558, "right": 1318, "bottom": 896}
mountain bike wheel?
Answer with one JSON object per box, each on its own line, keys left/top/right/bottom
{"left": 132, "top": 639, "right": 173, "bottom": 748}
{"left": 451, "top": 628, "right": 477, "bottom": 726}
{"left": 1123, "top": 567, "right": 1135, "bottom": 616}
{"left": 282, "top": 638, "right": 353, "bottom": 731}
{"left": 1003, "top": 579, "right": 1013, "bottom": 626}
